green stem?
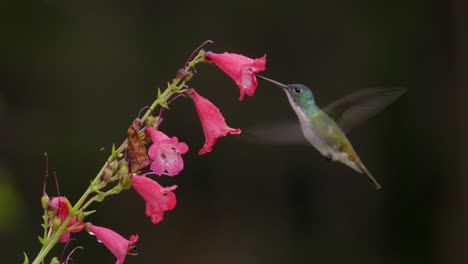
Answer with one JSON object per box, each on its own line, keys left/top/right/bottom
{"left": 32, "top": 187, "right": 93, "bottom": 264}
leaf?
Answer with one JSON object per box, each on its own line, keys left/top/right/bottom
{"left": 22, "top": 252, "right": 29, "bottom": 264}
{"left": 38, "top": 236, "right": 45, "bottom": 245}
{"left": 50, "top": 257, "right": 60, "bottom": 264}
{"left": 127, "top": 119, "right": 151, "bottom": 173}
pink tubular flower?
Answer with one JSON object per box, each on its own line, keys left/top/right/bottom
{"left": 87, "top": 223, "right": 138, "bottom": 264}
{"left": 205, "top": 51, "right": 266, "bottom": 100}
{"left": 144, "top": 127, "right": 189, "bottom": 176}
{"left": 48, "top": 196, "right": 84, "bottom": 243}
{"left": 131, "top": 175, "right": 177, "bottom": 224}
{"left": 188, "top": 89, "right": 241, "bottom": 154}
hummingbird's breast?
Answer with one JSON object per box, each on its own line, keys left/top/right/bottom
{"left": 286, "top": 95, "right": 334, "bottom": 157}
{"left": 288, "top": 99, "right": 365, "bottom": 175}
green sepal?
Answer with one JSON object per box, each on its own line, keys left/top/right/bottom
{"left": 157, "top": 88, "right": 162, "bottom": 98}
{"left": 90, "top": 180, "right": 98, "bottom": 192}
{"left": 121, "top": 172, "right": 132, "bottom": 189}
{"left": 117, "top": 160, "right": 129, "bottom": 181}
{"left": 95, "top": 192, "right": 106, "bottom": 202}
{"left": 52, "top": 217, "right": 61, "bottom": 230}
{"left": 38, "top": 236, "right": 45, "bottom": 245}
{"left": 83, "top": 210, "right": 96, "bottom": 217}
{"left": 76, "top": 211, "right": 85, "bottom": 222}
{"left": 50, "top": 257, "right": 60, "bottom": 264}
{"left": 159, "top": 99, "right": 169, "bottom": 109}
{"left": 111, "top": 144, "right": 118, "bottom": 159}
{"left": 147, "top": 115, "right": 156, "bottom": 128}
{"left": 22, "top": 252, "right": 29, "bottom": 264}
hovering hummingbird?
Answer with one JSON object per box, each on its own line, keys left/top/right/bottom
{"left": 255, "top": 75, "right": 406, "bottom": 190}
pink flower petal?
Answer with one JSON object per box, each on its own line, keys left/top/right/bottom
{"left": 188, "top": 89, "right": 241, "bottom": 154}
{"left": 206, "top": 51, "right": 266, "bottom": 100}
{"left": 89, "top": 224, "right": 138, "bottom": 264}
{"left": 145, "top": 128, "right": 189, "bottom": 176}
{"left": 48, "top": 196, "right": 84, "bottom": 243}
{"left": 131, "top": 175, "right": 177, "bottom": 224}
{"left": 145, "top": 127, "right": 169, "bottom": 142}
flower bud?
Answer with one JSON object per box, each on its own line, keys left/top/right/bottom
{"left": 52, "top": 216, "right": 61, "bottom": 230}
{"left": 95, "top": 192, "right": 106, "bottom": 202}
{"left": 117, "top": 160, "right": 129, "bottom": 181}
{"left": 102, "top": 166, "right": 113, "bottom": 182}
{"left": 120, "top": 173, "right": 132, "bottom": 190}
{"left": 147, "top": 115, "right": 156, "bottom": 129}
{"left": 103, "top": 159, "right": 120, "bottom": 181}
{"left": 77, "top": 211, "right": 85, "bottom": 222}
{"left": 176, "top": 68, "right": 193, "bottom": 82}
{"left": 84, "top": 222, "right": 92, "bottom": 233}
{"left": 41, "top": 194, "right": 50, "bottom": 210}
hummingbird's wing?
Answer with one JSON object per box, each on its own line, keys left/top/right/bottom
{"left": 322, "top": 87, "right": 406, "bottom": 133}
{"left": 244, "top": 87, "right": 406, "bottom": 146}
{"left": 244, "top": 119, "right": 309, "bottom": 146}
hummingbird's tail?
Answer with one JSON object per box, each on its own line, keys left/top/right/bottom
{"left": 340, "top": 153, "right": 382, "bottom": 190}
{"left": 356, "top": 161, "right": 381, "bottom": 190}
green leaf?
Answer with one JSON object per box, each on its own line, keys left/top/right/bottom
{"left": 22, "top": 252, "right": 29, "bottom": 264}
{"left": 38, "top": 236, "right": 45, "bottom": 245}
{"left": 50, "top": 257, "right": 60, "bottom": 264}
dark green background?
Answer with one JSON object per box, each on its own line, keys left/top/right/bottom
{"left": 0, "top": 0, "right": 465, "bottom": 263}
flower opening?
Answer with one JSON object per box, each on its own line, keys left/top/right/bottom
{"left": 205, "top": 51, "right": 266, "bottom": 100}
{"left": 131, "top": 175, "right": 177, "bottom": 224}
{"left": 145, "top": 128, "right": 189, "bottom": 176}
{"left": 188, "top": 89, "right": 241, "bottom": 154}
{"left": 87, "top": 223, "right": 138, "bottom": 264}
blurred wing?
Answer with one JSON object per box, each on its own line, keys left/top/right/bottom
{"left": 243, "top": 119, "right": 309, "bottom": 146}
{"left": 322, "top": 87, "right": 406, "bottom": 133}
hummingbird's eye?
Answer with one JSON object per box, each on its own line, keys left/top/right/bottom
{"left": 294, "top": 88, "right": 301, "bottom": 93}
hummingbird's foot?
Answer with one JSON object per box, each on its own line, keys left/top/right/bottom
{"left": 325, "top": 154, "right": 333, "bottom": 161}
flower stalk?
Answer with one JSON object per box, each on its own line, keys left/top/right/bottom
{"left": 28, "top": 43, "right": 267, "bottom": 264}
{"left": 31, "top": 49, "right": 209, "bottom": 264}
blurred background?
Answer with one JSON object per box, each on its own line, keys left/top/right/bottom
{"left": 0, "top": 0, "right": 465, "bottom": 263}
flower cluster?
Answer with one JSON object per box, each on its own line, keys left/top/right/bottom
{"left": 32, "top": 44, "right": 266, "bottom": 264}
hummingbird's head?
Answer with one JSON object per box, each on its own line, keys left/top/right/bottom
{"left": 284, "top": 84, "right": 315, "bottom": 106}
{"left": 257, "top": 75, "right": 315, "bottom": 107}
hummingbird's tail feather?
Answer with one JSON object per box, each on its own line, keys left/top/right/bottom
{"left": 339, "top": 153, "right": 382, "bottom": 190}
{"left": 356, "top": 162, "right": 381, "bottom": 190}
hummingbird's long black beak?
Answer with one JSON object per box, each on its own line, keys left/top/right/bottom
{"left": 257, "top": 75, "right": 289, "bottom": 90}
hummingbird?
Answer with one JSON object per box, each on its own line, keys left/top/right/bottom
{"left": 255, "top": 75, "right": 406, "bottom": 190}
